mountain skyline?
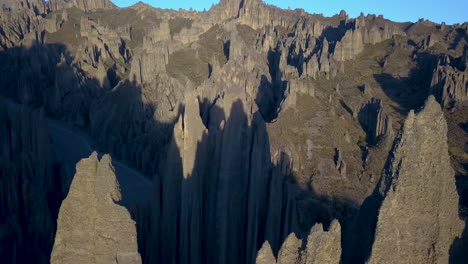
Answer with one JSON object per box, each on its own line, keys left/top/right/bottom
{"left": 111, "top": 0, "right": 468, "bottom": 25}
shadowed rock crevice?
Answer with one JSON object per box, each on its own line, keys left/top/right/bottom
{"left": 150, "top": 97, "right": 303, "bottom": 264}
{"left": 0, "top": 42, "right": 162, "bottom": 263}
{"left": 0, "top": 98, "right": 64, "bottom": 264}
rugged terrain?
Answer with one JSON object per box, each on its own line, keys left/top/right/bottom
{"left": 0, "top": 0, "right": 467, "bottom": 263}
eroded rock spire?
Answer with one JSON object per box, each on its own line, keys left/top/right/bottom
{"left": 368, "top": 96, "right": 464, "bottom": 264}
{"left": 51, "top": 152, "right": 141, "bottom": 264}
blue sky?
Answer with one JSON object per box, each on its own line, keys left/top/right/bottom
{"left": 112, "top": 0, "right": 467, "bottom": 25}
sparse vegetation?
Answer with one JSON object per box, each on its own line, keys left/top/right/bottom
{"left": 168, "top": 17, "right": 193, "bottom": 37}
{"left": 166, "top": 49, "right": 209, "bottom": 86}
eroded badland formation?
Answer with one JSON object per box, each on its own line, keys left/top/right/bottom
{"left": 0, "top": 0, "right": 467, "bottom": 263}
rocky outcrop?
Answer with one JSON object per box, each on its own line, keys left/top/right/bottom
{"left": 0, "top": 0, "right": 51, "bottom": 49}
{"left": 276, "top": 233, "right": 302, "bottom": 264}
{"left": 80, "top": 16, "right": 131, "bottom": 64}
{"left": 334, "top": 15, "right": 405, "bottom": 62}
{"left": 145, "top": 32, "right": 302, "bottom": 263}
{"left": 255, "top": 220, "right": 342, "bottom": 264}
{"left": 367, "top": 96, "right": 464, "bottom": 264}
{"left": 333, "top": 29, "right": 364, "bottom": 62}
{"left": 256, "top": 242, "right": 276, "bottom": 264}
{"left": 358, "top": 98, "right": 392, "bottom": 145}
{"left": 282, "top": 79, "right": 315, "bottom": 111}
{"left": 431, "top": 54, "right": 468, "bottom": 108}
{"left": 48, "top": 0, "right": 115, "bottom": 11}
{"left": 334, "top": 148, "right": 347, "bottom": 177}
{"left": 51, "top": 152, "right": 141, "bottom": 264}
{"left": 305, "top": 221, "right": 342, "bottom": 264}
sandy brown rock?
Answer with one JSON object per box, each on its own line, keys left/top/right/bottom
{"left": 276, "top": 233, "right": 301, "bottom": 264}
{"left": 51, "top": 152, "right": 141, "bottom": 264}
{"left": 305, "top": 221, "right": 341, "bottom": 264}
{"left": 256, "top": 241, "right": 277, "bottom": 264}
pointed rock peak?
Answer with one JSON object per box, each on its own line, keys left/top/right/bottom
{"left": 329, "top": 220, "right": 341, "bottom": 233}
{"left": 306, "top": 219, "right": 342, "bottom": 264}
{"left": 130, "top": 1, "right": 153, "bottom": 10}
{"left": 367, "top": 95, "right": 463, "bottom": 264}
{"left": 51, "top": 152, "right": 141, "bottom": 264}
{"left": 418, "top": 95, "right": 441, "bottom": 116}
{"left": 311, "top": 223, "right": 324, "bottom": 233}
{"left": 277, "top": 233, "right": 301, "bottom": 264}
{"left": 402, "top": 95, "right": 443, "bottom": 133}
{"left": 256, "top": 241, "right": 276, "bottom": 264}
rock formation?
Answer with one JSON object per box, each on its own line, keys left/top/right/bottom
{"left": 255, "top": 220, "right": 342, "bottom": 264}
{"left": 51, "top": 152, "right": 141, "bottom": 264}
{"left": 367, "top": 96, "right": 464, "bottom": 264}
{"left": 431, "top": 54, "right": 468, "bottom": 108}
{"left": 256, "top": 242, "right": 277, "bottom": 264}
{"left": 305, "top": 221, "right": 342, "bottom": 264}
{"left": 48, "top": 0, "right": 115, "bottom": 11}
{"left": 0, "top": 98, "right": 61, "bottom": 264}
{"left": 334, "top": 148, "right": 347, "bottom": 177}
{"left": 276, "top": 233, "right": 302, "bottom": 264}
{"left": 358, "top": 98, "right": 392, "bottom": 145}
{"left": 333, "top": 29, "right": 364, "bottom": 62}
{"left": 0, "top": 1, "right": 466, "bottom": 264}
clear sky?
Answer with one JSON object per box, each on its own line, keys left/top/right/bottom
{"left": 111, "top": 0, "right": 467, "bottom": 25}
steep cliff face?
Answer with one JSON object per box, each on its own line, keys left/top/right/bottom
{"left": 0, "top": 0, "right": 51, "bottom": 49}
{"left": 368, "top": 96, "right": 464, "bottom": 264}
{"left": 148, "top": 73, "right": 301, "bottom": 264}
{"left": 431, "top": 54, "right": 468, "bottom": 108}
{"left": 0, "top": 98, "right": 62, "bottom": 264}
{"left": 0, "top": 1, "right": 467, "bottom": 264}
{"left": 358, "top": 98, "right": 392, "bottom": 145}
{"left": 51, "top": 152, "right": 141, "bottom": 264}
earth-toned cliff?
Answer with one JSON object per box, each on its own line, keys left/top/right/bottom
{"left": 0, "top": 0, "right": 466, "bottom": 263}
{"left": 51, "top": 152, "right": 141, "bottom": 264}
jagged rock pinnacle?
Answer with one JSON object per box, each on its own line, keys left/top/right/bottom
{"left": 368, "top": 96, "right": 464, "bottom": 264}
{"left": 51, "top": 152, "right": 141, "bottom": 264}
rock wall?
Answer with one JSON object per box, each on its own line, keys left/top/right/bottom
{"left": 431, "top": 54, "right": 468, "bottom": 108}
{"left": 358, "top": 98, "right": 392, "bottom": 145}
{"left": 0, "top": 98, "right": 62, "bottom": 263}
{"left": 146, "top": 81, "right": 301, "bottom": 264}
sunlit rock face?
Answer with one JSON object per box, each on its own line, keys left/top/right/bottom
{"left": 51, "top": 152, "right": 141, "bottom": 264}
{"left": 368, "top": 97, "right": 464, "bottom": 264}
